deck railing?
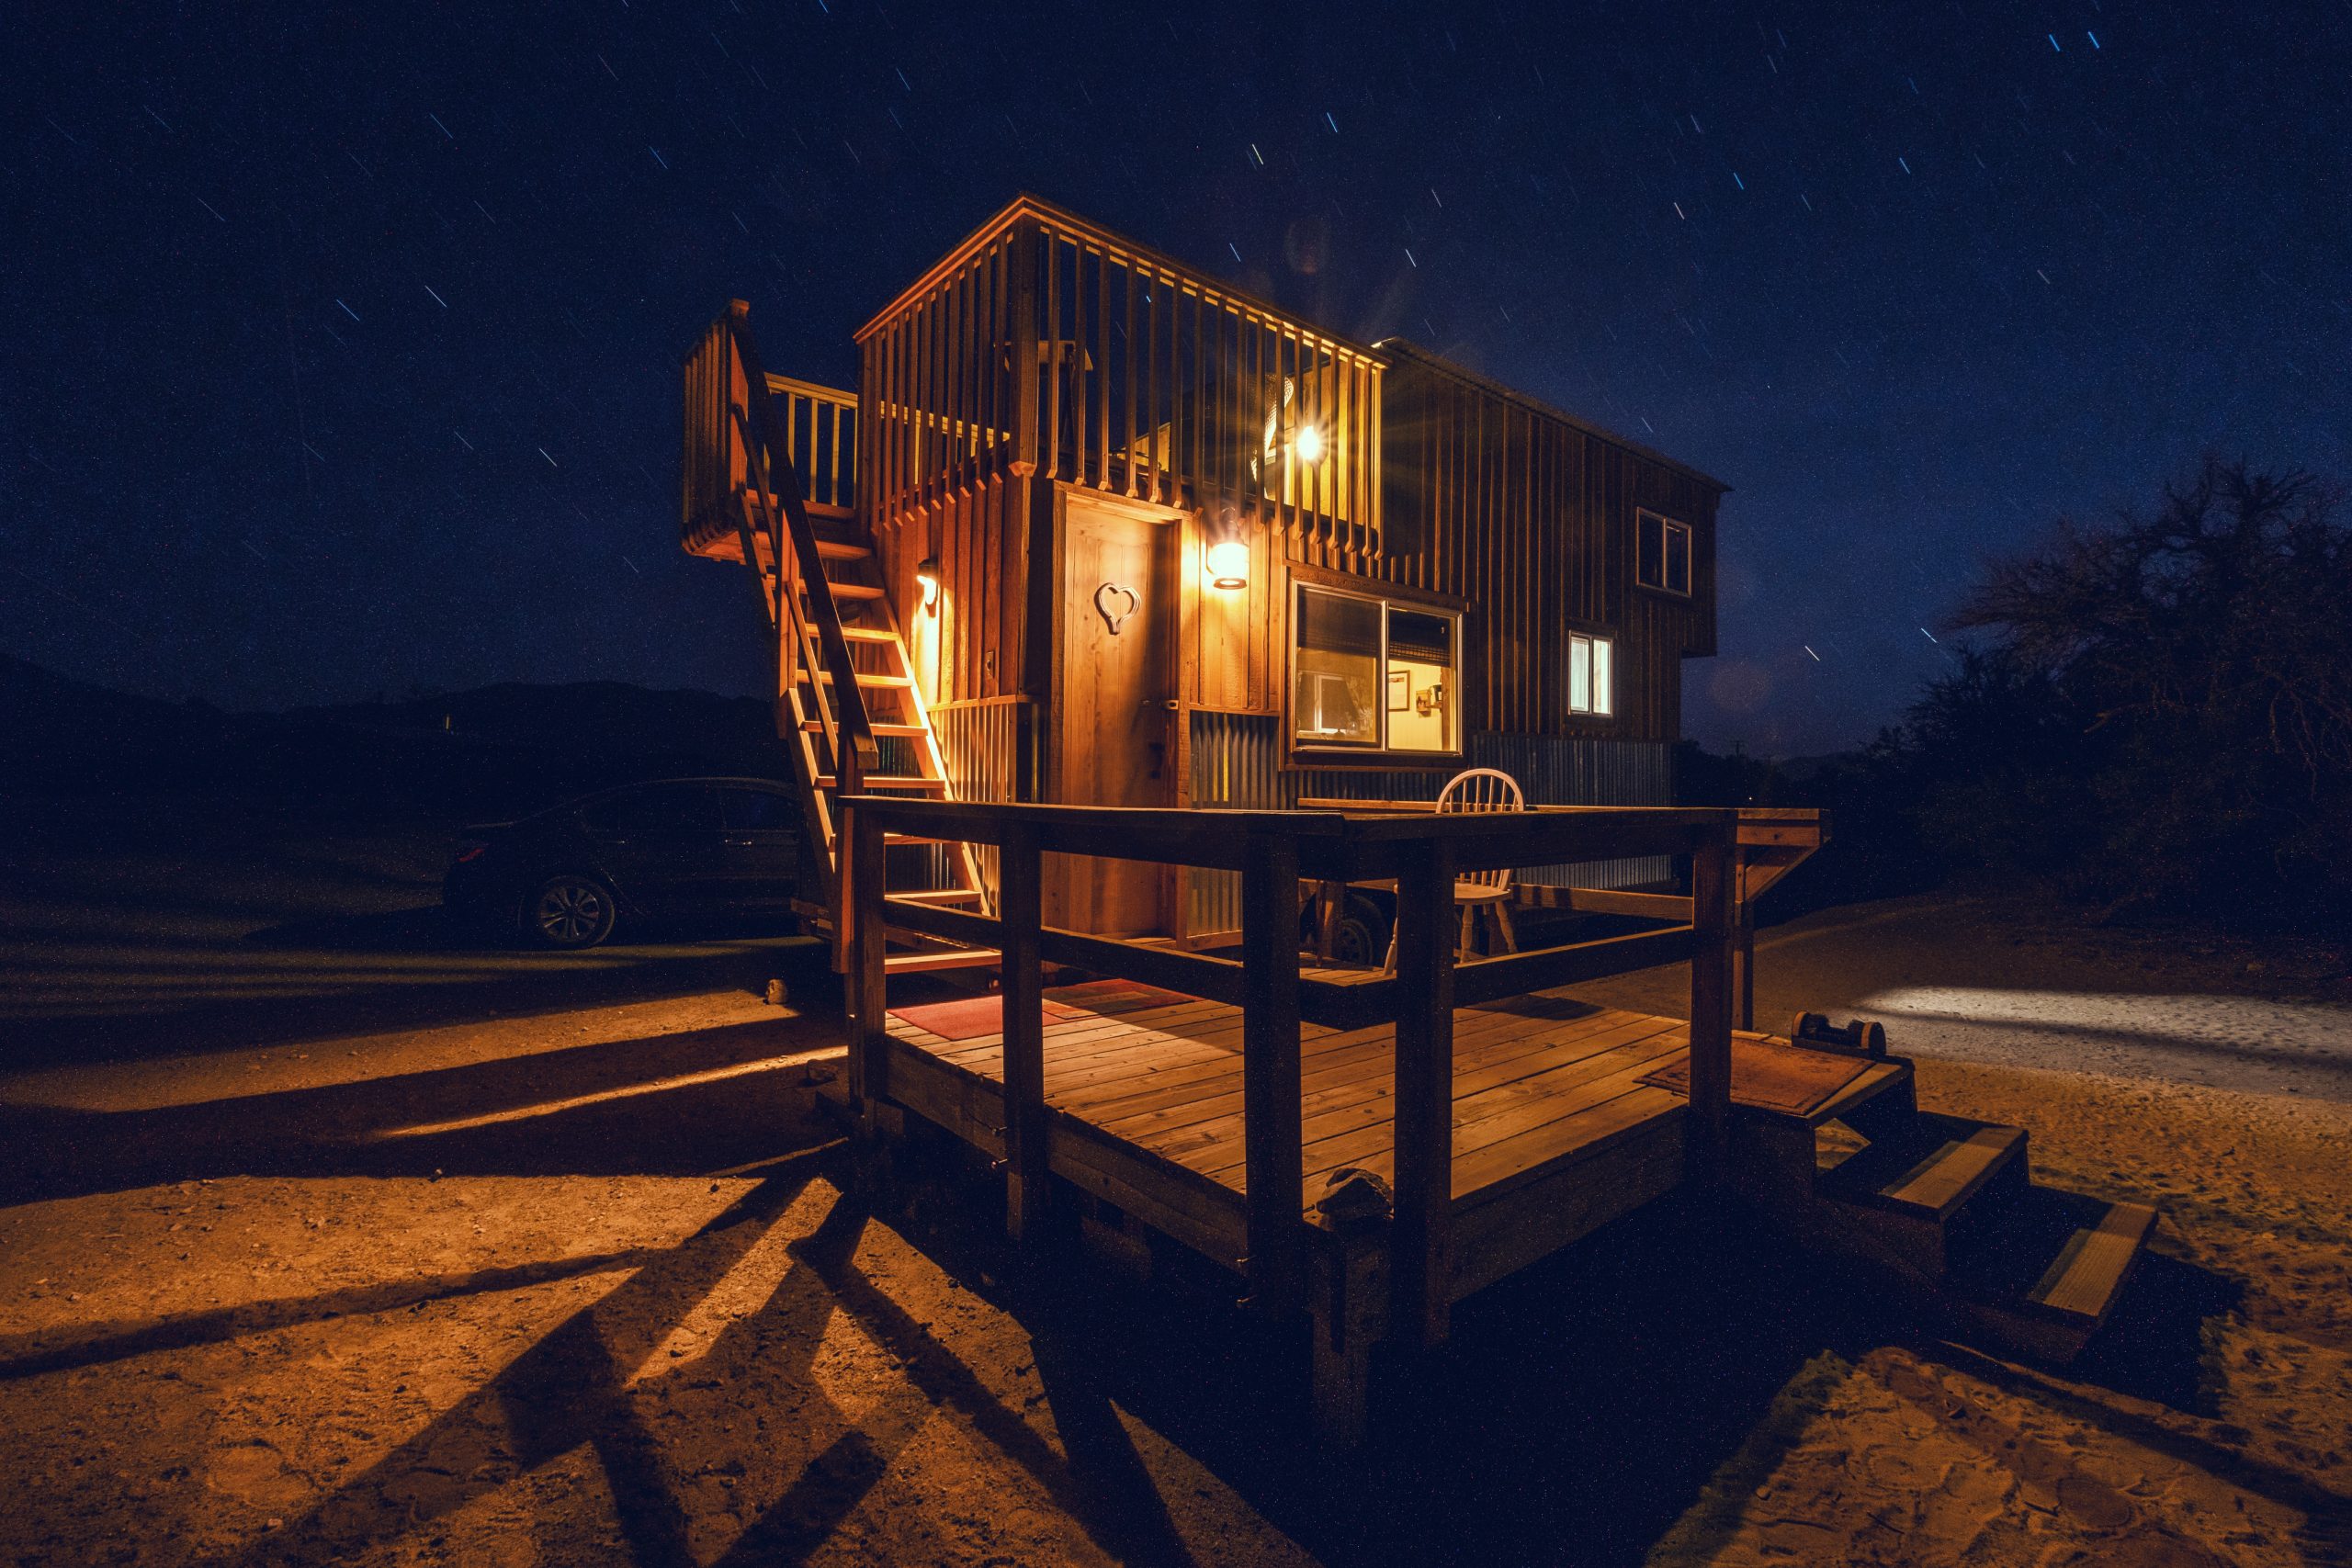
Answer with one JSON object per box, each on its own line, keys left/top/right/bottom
{"left": 855, "top": 197, "right": 1383, "bottom": 558}
{"left": 838, "top": 797, "right": 1740, "bottom": 1344}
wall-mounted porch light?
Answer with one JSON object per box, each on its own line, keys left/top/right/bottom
{"left": 1292, "top": 423, "right": 1325, "bottom": 464}
{"left": 1204, "top": 538, "right": 1250, "bottom": 591}
{"left": 916, "top": 556, "right": 941, "bottom": 613}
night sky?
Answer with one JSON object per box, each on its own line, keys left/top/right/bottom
{"left": 9, "top": 3, "right": 2348, "bottom": 758}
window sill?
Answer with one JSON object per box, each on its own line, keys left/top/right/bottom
{"left": 1285, "top": 747, "right": 1464, "bottom": 772}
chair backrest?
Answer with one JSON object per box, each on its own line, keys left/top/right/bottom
{"left": 1434, "top": 767, "right": 1525, "bottom": 891}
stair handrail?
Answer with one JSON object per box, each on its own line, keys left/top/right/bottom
{"left": 719, "top": 302, "right": 880, "bottom": 795}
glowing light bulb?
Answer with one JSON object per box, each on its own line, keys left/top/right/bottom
{"left": 1205, "top": 539, "right": 1250, "bottom": 590}
{"left": 916, "top": 556, "right": 940, "bottom": 611}
{"left": 1293, "top": 423, "right": 1325, "bottom": 463}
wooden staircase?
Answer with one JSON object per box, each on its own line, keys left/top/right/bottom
{"left": 686, "top": 302, "right": 995, "bottom": 976}
{"left": 1733, "top": 1035, "right": 2161, "bottom": 1362}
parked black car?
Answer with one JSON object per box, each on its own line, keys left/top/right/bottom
{"left": 443, "top": 777, "right": 805, "bottom": 948}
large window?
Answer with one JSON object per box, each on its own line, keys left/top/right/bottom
{"left": 1567, "top": 631, "right": 1614, "bottom": 716}
{"left": 1292, "top": 583, "right": 1460, "bottom": 755}
{"left": 1636, "top": 509, "right": 1692, "bottom": 596}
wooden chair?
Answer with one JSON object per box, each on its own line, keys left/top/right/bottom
{"left": 1385, "top": 766, "right": 1525, "bottom": 968}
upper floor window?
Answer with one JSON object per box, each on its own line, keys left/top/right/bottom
{"left": 1636, "top": 509, "right": 1692, "bottom": 597}
{"left": 1292, "top": 583, "right": 1460, "bottom": 755}
{"left": 1567, "top": 632, "right": 1614, "bottom": 716}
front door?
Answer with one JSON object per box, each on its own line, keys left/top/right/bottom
{"left": 1050, "top": 491, "right": 1176, "bottom": 935}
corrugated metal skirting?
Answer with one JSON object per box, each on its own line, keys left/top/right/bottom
{"left": 1184, "top": 713, "right": 1673, "bottom": 937}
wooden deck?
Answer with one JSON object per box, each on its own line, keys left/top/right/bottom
{"left": 881, "top": 987, "right": 1706, "bottom": 1299}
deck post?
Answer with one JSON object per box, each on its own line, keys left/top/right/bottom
{"left": 1240, "top": 829, "right": 1305, "bottom": 1317}
{"left": 1687, "top": 827, "right": 1736, "bottom": 1182}
{"left": 997, "top": 821, "right": 1050, "bottom": 1240}
{"left": 847, "top": 800, "right": 889, "bottom": 1112}
{"left": 1391, "top": 835, "right": 1457, "bottom": 1348}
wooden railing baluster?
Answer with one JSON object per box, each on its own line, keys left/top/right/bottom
{"left": 848, "top": 800, "right": 888, "bottom": 1111}
{"left": 1686, "top": 831, "right": 1736, "bottom": 1182}
{"left": 998, "top": 822, "right": 1048, "bottom": 1240}
{"left": 1391, "top": 835, "right": 1457, "bottom": 1348}
{"left": 1240, "top": 829, "right": 1305, "bottom": 1316}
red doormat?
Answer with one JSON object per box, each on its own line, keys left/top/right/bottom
{"left": 1045, "top": 978, "right": 1196, "bottom": 1013}
{"left": 1637, "top": 1036, "right": 1875, "bottom": 1118}
{"left": 888, "top": 994, "right": 1080, "bottom": 1042}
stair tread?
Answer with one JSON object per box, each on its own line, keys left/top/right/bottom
{"left": 840, "top": 626, "right": 899, "bottom": 643}
{"left": 816, "top": 774, "right": 946, "bottom": 791}
{"left": 814, "top": 537, "right": 874, "bottom": 560}
{"left": 803, "top": 581, "right": 885, "bottom": 601}
{"left": 888, "top": 888, "right": 985, "bottom": 905}
{"left": 2029, "top": 1198, "right": 2160, "bottom": 1319}
{"left": 811, "top": 671, "right": 914, "bottom": 687}
{"left": 803, "top": 719, "right": 926, "bottom": 737}
{"left": 1820, "top": 1114, "right": 2026, "bottom": 1223}
{"left": 1951, "top": 1187, "right": 2160, "bottom": 1330}
{"left": 884, "top": 946, "right": 1001, "bottom": 974}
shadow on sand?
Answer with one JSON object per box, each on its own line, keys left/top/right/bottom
{"left": 0, "top": 996, "right": 2307, "bottom": 1568}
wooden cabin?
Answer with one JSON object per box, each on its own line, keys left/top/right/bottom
{"left": 678, "top": 198, "right": 2161, "bottom": 1444}
{"left": 683, "top": 196, "right": 1724, "bottom": 951}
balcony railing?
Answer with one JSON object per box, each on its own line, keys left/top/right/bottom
{"left": 855, "top": 197, "right": 1384, "bottom": 558}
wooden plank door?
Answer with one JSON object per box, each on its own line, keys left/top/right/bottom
{"left": 1049, "top": 492, "right": 1177, "bottom": 935}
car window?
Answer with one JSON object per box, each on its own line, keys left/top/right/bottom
{"left": 719, "top": 788, "right": 797, "bottom": 831}
{"left": 581, "top": 784, "right": 718, "bottom": 834}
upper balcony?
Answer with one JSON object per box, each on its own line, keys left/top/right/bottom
{"left": 854, "top": 196, "right": 1384, "bottom": 557}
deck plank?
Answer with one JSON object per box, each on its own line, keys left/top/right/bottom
{"left": 888, "top": 989, "right": 1693, "bottom": 1213}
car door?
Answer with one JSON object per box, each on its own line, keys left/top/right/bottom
{"left": 715, "top": 785, "right": 802, "bottom": 909}
{"left": 577, "top": 783, "right": 725, "bottom": 913}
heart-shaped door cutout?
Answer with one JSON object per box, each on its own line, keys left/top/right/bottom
{"left": 1094, "top": 581, "right": 1139, "bottom": 636}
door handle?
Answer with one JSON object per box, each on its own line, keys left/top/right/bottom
{"left": 1143, "top": 699, "right": 1180, "bottom": 711}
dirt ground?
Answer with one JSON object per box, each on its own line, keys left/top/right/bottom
{"left": 1, "top": 850, "right": 2347, "bottom": 1564}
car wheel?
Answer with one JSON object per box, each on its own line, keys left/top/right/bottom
{"left": 1329, "top": 897, "right": 1389, "bottom": 969}
{"left": 526, "top": 874, "right": 618, "bottom": 949}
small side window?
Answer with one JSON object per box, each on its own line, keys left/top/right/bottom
{"left": 1636, "top": 510, "right": 1692, "bottom": 598}
{"left": 1567, "top": 632, "right": 1614, "bottom": 716}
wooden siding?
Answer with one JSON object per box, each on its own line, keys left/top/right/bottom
{"left": 1366, "top": 345, "right": 1718, "bottom": 744}
{"left": 876, "top": 474, "right": 1024, "bottom": 705}
{"left": 1163, "top": 346, "right": 1722, "bottom": 747}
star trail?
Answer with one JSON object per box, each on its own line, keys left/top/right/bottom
{"left": 7, "top": 1, "right": 2348, "bottom": 755}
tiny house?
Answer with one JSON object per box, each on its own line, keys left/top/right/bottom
{"left": 677, "top": 197, "right": 2162, "bottom": 1444}
{"left": 684, "top": 195, "right": 1726, "bottom": 948}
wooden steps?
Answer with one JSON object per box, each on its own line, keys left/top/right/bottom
{"left": 1734, "top": 1035, "right": 2162, "bottom": 1365}
{"left": 1950, "top": 1190, "right": 2161, "bottom": 1360}
{"left": 1819, "top": 1115, "right": 2026, "bottom": 1224}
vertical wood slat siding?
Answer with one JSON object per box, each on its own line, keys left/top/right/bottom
{"left": 1184, "top": 715, "right": 1674, "bottom": 934}
{"left": 1313, "top": 346, "right": 1721, "bottom": 747}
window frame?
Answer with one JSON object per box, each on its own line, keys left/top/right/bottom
{"left": 1565, "top": 627, "right": 1616, "bottom": 721}
{"left": 1635, "top": 508, "right": 1694, "bottom": 599}
{"left": 1284, "top": 570, "right": 1467, "bottom": 767}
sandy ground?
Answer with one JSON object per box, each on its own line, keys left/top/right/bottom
{"left": 1, "top": 871, "right": 2347, "bottom": 1565}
